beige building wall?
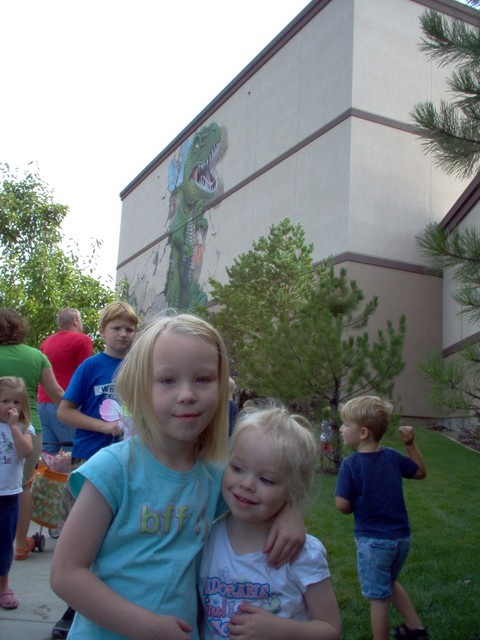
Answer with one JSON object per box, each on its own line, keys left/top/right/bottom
{"left": 341, "top": 260, "right": 442, "bottom": 418}
{"left": 117, "top": 0, "right": 478, "bottom": 419}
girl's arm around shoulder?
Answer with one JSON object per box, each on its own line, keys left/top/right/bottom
{"left": 264, "top": 502, "right": 306, "bottom": 568}
{"left": 229, "top": 579, "right": 341, "bottom": 640}
{"left": 50, "top": 479, "right": 192, "bottom": 640}
{"left": 399, "top": 426, "right": 427, "bottom": 479}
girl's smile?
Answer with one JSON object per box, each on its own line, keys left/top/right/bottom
{"left": 222, "top": 431, "right": 289, "bottom": 525}
{"left": 233, "top": 493, "right": 257, "bottom": 505}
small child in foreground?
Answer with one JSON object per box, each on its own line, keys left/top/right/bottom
{"left": 0, "top": 377, "right": 34, "bottom": 609}
{"left": 198, "top": 402, "right": 341, "bottom": 639}
{"left": 334, "top": 396, "right": 428, "bottom": 640}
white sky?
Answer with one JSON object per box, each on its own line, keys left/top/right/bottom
{"left": 0, "top": 0, "right": 310, "bottom": 288}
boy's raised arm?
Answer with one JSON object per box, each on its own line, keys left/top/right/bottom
{"left": 399, "top": 426, "right": 427, "bottom": 479}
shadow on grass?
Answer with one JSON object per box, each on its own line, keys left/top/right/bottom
{"left": 305, "top": 428, "right": 480, "bottom": 640}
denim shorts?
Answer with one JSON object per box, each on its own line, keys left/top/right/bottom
{"left": 355, "top": 536, "right": 410, "bottom": 600}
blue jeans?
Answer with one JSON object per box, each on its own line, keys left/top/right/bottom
{"left": 0, "top": 494, "right": 19, "bottom": 576}
{"left": 38, "top": 403, "right": 74, "bottom": 454}
{"left": 355, "top": 536, "right": 410, "bottom": 600}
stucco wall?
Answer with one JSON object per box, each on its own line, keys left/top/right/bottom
{"left": 341, "top": 260, "right": 443, "bottom": 417}
{"left": 117, "top": 0, "right": 475, "bottom": 417}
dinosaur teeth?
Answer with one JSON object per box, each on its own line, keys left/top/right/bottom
{"left": 191, "top": 141, "right": 220, "bottom": 193}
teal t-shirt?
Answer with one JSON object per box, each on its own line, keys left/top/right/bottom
{"left": 68, "top": 436, "right": 225, "bottom": 640}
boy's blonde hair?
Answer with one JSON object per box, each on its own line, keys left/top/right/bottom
{"left": 230, "top": 402, "right": 317, "bottom": 505}
{"left": 115, "top": 313, "right": 229, "bottom": 464}
{"left": 340, "top": 396, "right": 393, "bottom": 442}
{"left": 0, "top": 376, "right": 31, "bottom": 428}
{"left": 99, "top": 301, "right": 139, "bottom": 329}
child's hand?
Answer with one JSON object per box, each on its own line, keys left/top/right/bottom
{"left": 100, "top": 420, "right": 124, "bottom": 437}
{"left": 229, "top": 603, "right": 275, "bottom": 639}
{"left": 7, "top": 407, "right": 19, "bottom": 427}
{"left": 399, "top": 425, "right": 415, "bottom": 446}
{"left": 131, "top": 611, "right": 192, "bottom": 640}
{"left": 264, "top": 503, "right": 306, "bottom": 567}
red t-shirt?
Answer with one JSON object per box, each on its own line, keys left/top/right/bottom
{"left": 37, "top": 331, "right": 93, "bottom": 403}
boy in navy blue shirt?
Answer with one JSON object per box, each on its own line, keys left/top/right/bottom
{"left": 334, "top": 396, "right": 428, "bottom": 640}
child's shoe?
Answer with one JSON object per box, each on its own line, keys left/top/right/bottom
{"left": 0, "top": 588, "right": 19, "bottom": 609}
{"left": 393, "top": 624, "right": 429, "bottom": 639}
{"left": 14, "top": 536, "right": 35, "bottom": 560}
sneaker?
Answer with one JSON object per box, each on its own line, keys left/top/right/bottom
{"left": 51, "top": 606, "right": 75, "bottom": 639}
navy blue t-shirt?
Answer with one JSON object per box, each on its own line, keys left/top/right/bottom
{"left": 334, "top": 447, "right": 418, "bottom": 539}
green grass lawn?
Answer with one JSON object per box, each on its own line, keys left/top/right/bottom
{"left": 305, "top": 428, "right": 480, "bottom": 639}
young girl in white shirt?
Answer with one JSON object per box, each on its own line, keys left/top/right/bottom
{"left": 199, "top": 402, "right": 341, "bottom": 640}
{"left": 0, "top": 376, "right": 34, "bottom": 609}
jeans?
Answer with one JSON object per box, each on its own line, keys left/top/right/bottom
{"left": 0, "top": 494, "right": 19, "bottom": 575}
{"left": 355, "top": 536, "right": 410, "bottom": 599}
{"left": 38, "top": 403, "right": 74, "bottom": 454}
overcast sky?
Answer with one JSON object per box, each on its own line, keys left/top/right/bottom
{"left": 0, "top": 0, "right": 310, "bottom": 286}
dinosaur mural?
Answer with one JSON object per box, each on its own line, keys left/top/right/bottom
{"left": 165, "top": 122, "right": 224, "bottom": 310}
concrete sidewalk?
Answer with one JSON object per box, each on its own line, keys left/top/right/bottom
{"left": 0, "top": 522, "right": 66, "bottom": 640}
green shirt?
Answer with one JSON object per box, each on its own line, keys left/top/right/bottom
{"left": 0, "top": 343, "right": 51, "bottom": 432}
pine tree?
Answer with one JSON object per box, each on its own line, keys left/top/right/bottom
{"left": 206, "top": 219, "right": 406, "bottom": 468}
{"left": 410, "top": 3, "right": 480, "bottom": 178}
{"left": 416, "top": 223, "right": 480, "bottom": 418}
{"left": 413, "top": 4, "right": 480, "bottom": 420}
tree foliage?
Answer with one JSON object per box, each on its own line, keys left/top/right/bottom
{"left": 417, "top": 222, "right": 480, "bottom": 323}
{"left": 412, "top": 4, "right": 480, "bottom": 419}
{"left": 410, "top": 4, "right": 480, "bottom": 179}
{"left": 206, "top": 219, "right": 406, "bottom": 467}
{"left": 0, "top": 163, "right": 115, "bottom": 349}
{"left": 416, "top": 223, "right": 480, "bottom": 417}
{"left": 418, "top": 348, "right": 480, "bottom": 420}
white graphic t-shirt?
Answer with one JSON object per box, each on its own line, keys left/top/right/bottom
{"left": 0, "top": 421, "right": 35, "bottom": 495}
{"left": 198, "top": 518, "right": 331, "bottom": 639}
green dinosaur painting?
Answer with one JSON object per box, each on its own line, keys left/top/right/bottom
{"left": 165, "top": 123, "right": 223, "bottom": 310}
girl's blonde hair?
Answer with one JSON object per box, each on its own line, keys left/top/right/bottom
{"left": 0, "top": 376, "right": 31, "bottom": 428}
{"left": 115, "top": 313, "right": 229, "bottom": 464}
{"left": 230, "top": 401, "right": 317, "bottom": 505}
